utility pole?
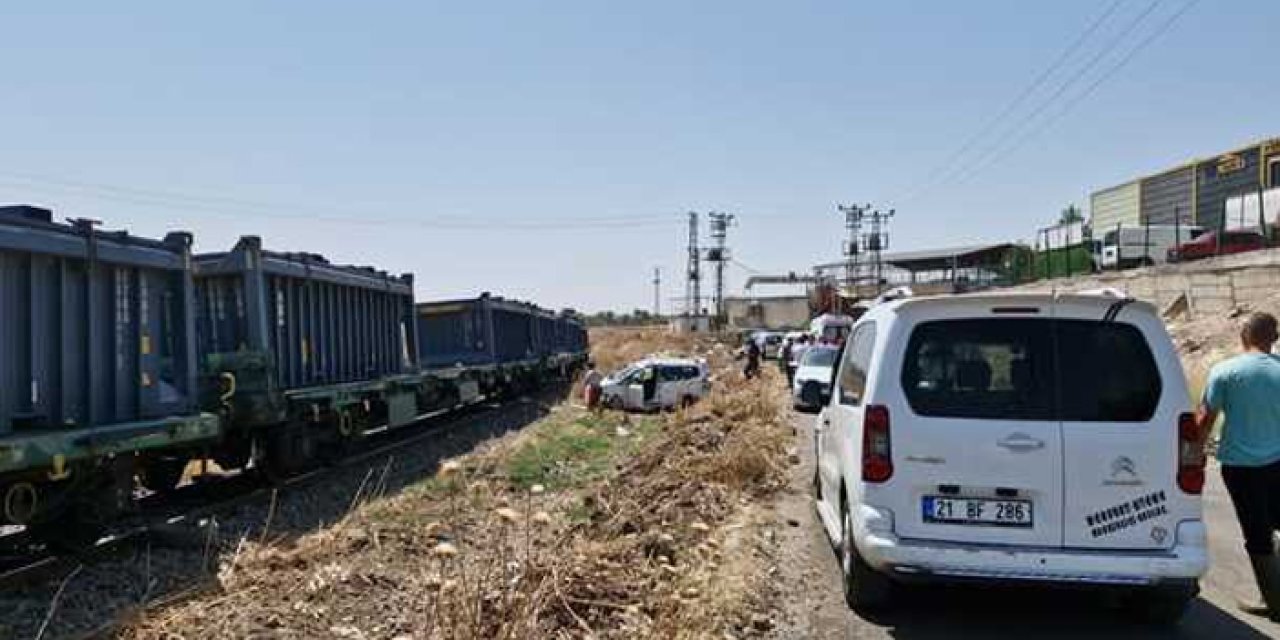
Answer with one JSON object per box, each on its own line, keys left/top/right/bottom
{"left": 836, "top": 204, "right": 868, "bottom": 291}
{"left": 706, "top": 211, "right": 735, "bottom": 327}
{"left": 652, "top": 267, "right": 661, "bottom": 317}
{"left": 685, "top": 212, "right": 701, "bottom": 318}
{"left": 863, "top": 208, "right": 895, "bottom": 295}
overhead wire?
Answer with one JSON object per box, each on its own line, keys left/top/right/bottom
{"left": 892, "top": 0, "right": 1126, "bottom": 204}
{"left": 0, "top": 174, "right": 681, "bottom": 231}
{"left": 925, "top": 0, "right": 1198, "bottom": 195}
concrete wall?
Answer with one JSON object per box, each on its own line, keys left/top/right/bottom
{"left": 725, "top": 296, "right": 811, "bottom": 330}
{"left": 1010, "top": 248, "right": 1280, "bottom": 317}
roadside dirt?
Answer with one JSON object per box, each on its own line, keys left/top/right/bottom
{"left": 112, "top": 328, "right": 794, "bottom": 639}
{"left": 763, "top": 410, "right": 1280, "bottom": 640}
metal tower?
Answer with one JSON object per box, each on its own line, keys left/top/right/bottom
{"left": 685, "top": 212, "right": 701, "bottom": 317}
{"left": 706, "top": 211, "right": 735, "bottom": 326}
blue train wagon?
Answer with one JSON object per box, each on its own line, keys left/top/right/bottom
{"left": 415, "top": 294, "right": 587, "bottom": 397}
{"left": 0, "top": 206, "right": 218, "bottom": 531}
{"left": 193, "top": 237, "right": 437, "bottom": 473}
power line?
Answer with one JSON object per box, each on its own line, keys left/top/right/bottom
{"left": 894, "top": 0, "right": 1125, "bottom": 203}
{"left": 0, "top": 177, "right": 684, "bottom": 231}
{"left": 903, "top": 0, "right": 1164, "bottom": 204}
{"left": 0, "top": 172, "right": 691, "bottom": 230}
{"left": 930, "top": 0, "right": 1198, "bottom": 195}
{"left": 729, "top": 258, "right": 762, "bottom": 275}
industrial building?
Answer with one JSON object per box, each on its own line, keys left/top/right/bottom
{"left": 1090, "top": 137, "right": 1280, "bottom": 233}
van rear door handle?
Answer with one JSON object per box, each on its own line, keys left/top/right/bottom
{"left": 997, "top": 433, "right": 1045, "bottom": 452}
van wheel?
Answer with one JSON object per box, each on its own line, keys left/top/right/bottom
{"left": 604, "top": 395, "right": 624, "bottom": 411}
{"left": 679, "top": 395, "right": 697, "bottom": 409}
{"left": 1125, "top": 583, "right": 1196, "bottom": 626}
{"left": 840, "top": 499, "right": 894, "bottom": 611}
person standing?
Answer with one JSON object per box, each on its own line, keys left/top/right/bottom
{"left": 779, "top": 338, "right": 794, "bottom": 385}
{"left": 1199, "top": 312, "right": 1280, "bottom": 620}
{"left": 582, "top": 361, "right": 604, "bottom": 412}
{"left": 743, "top": 338, "right": 762, "bottom": 380}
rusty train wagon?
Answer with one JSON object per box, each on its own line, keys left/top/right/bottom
{"left": 0, "top": 206, "right": 218, "bottom": 533}
{"left": 193, "top": 236, "right": 434, "bottom": 474}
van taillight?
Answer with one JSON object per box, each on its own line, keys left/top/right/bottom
{"left": 862, "top": 405, "right": 893, "bottom": 483}
{"left": 1177, "top": 412, "right": 1206, "bottom": 495}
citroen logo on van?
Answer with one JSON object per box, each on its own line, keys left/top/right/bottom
{"left": 1104, "top": 456, "right": 1143, "bottom": 487}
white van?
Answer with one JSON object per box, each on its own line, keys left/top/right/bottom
{"left": 810, "top": 313, "right": 855, "bottom": 345}
{"left": 808, "top": 292, "right": 1207, "bottom": 622}
{"left": 1100, "top": 225, "right": 1203, "bottom": 270}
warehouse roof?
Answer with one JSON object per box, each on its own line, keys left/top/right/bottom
{"left": 814, "top": 242, "right": 1019, "bottom": 273}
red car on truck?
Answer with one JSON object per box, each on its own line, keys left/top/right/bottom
{"left": 1167, "top": 230, "right": 1268, "bottom": 263}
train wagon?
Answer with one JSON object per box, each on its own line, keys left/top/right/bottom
{"left": 193, "top": 237, "right": 428, "bottom": 473}
{"left": 416, "top": 294, "right": 588, "bottom": 396}
{"left": 0, "top": 206, "right": 218, "bottom": 531}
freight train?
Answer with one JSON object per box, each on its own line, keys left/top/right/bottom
{"left": 0, "top": 205, "right": 587, "bottom": 543}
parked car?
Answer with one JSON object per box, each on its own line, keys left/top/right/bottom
{"left": 600, "top": 356, "right": 710, "bottom": 411}
{"left": 807, "top": 291, "right": 1207, "bottom": 622}
{"left": 754, "top": 331, "right": 785, "bottom": 359}
{"left": 810, "top": 313, "right": 855, "bottom": 345}
{"left": 1101, "top": 225, "right": 1203, "bottom": 270}
{"left": 1167, "top": 229, "right": 1267, "bottom": 263}
{"left": 792, "top": 345, "right": 840, "bottom": 412}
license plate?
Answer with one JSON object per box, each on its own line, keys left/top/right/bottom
{"left": 923, "top": 496, "right": 1033, "bottom": 528}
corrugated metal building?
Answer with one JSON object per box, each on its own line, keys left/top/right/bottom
{"left": 1140, "top": 165, "right": 1195, "bottom": 226}
{"left": 1089, "top": 181, "right": 1141, "bottom": 231}
{"left": 1089, "top": 137, "right": 1280, "bottom": 232}
{"left": 1197, "top": 145, "right": 1262, "bottom": 232}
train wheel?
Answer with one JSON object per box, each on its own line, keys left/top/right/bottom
{"left": 139, "top": 455, "right": 188, "bottom": 493}
{"left": 265, "top": 425, "right": 317, "bottom": 480}
{"left": 33, "top": 466, "right": 129, "bottom": 554}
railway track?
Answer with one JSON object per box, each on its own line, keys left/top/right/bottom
{"left": 0, "top": 390, "right": 555, "bottom": 605}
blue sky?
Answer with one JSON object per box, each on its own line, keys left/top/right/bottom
{"left": 0, "top": 1, "right": 1273, "bottom": 312}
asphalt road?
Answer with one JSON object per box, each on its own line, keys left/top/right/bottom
{"left": 767, "top": 410, "right": 1280, "bottom": 639}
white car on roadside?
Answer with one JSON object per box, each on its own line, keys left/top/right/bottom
{"left": 792, "top": 345, "right": 839, "bottom": 412}
{"left": 807, "top": 292, "right": 1208, "bottom": 623}
{"left": 600, "top": 356, "right": 710, "bottom": 411}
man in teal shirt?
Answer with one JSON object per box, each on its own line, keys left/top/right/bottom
{"left": 1200, "top": 312, "right": 1280, "bottom": 620}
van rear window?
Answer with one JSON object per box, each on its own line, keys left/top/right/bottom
{"left": 901, "top": 319, "right": 1161, "bottom": 422}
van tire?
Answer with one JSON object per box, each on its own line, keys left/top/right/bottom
{"left": 1125, "top": 584, "right": 1196, "bottom": 626}
{"left": 1131, "top": 586, "right": 1198, "bottom": 624}
{"left": 840, "top": 499, "right": 894, "bottom": 611}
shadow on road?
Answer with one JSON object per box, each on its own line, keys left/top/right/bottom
{"left": 863, "top": 583, "right": 1269, "bottom": 640}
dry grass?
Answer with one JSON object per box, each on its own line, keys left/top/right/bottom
{"left": 119, "top": 328, "right": 791, "bottom": 639}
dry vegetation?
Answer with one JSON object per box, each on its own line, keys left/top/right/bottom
{"left": 119, "top": 327, "right": 791, "bottom": 639}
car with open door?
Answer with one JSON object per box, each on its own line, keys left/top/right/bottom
{"left": 807, "top": 291, "right": 1208, "bottom": 623}
{"left": 599, "top": 356, "right": 710, "bottom": 411}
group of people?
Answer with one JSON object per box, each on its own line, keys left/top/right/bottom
{"left": 778, "top": 333, "right": 814, "bottom": 386}
{"left": 739, "top": 332, "right": 816, "bottom": 384}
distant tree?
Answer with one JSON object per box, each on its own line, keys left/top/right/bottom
{"left": 1059, "top": 204, "right": 1084, "bottom": 225}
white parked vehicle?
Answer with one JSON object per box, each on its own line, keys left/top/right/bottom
{"left": 1100, "top": 225, "right": 1203, "bottom": 270}
{"left": 792, "top": 345, "right": 839, "bottom": 412}
{"left": 810, "top": 313, "right": 854, "bottom": 345}
{"left": 809, "top": 292, "right": 1207, "bottom": 622}
{"left": 600, "top": 356, "right": 710, "bottom": 411}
